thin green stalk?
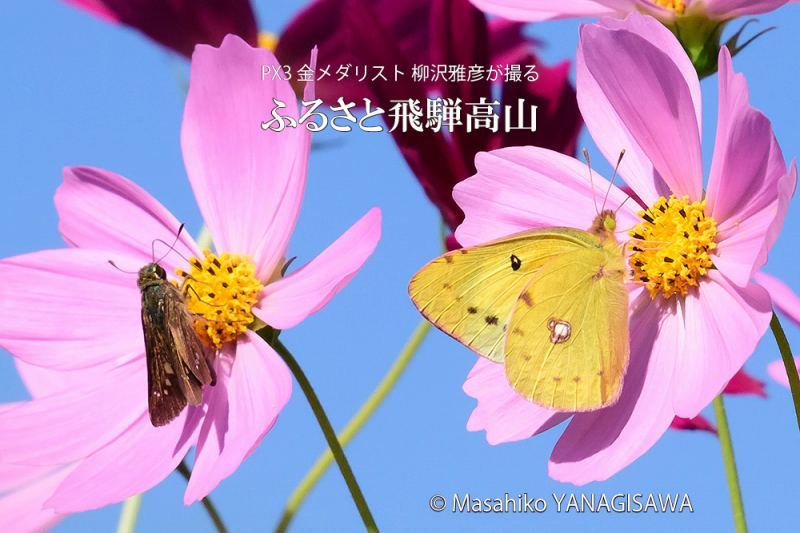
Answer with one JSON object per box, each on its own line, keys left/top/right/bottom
{"left": 275, "top": 320, "right": 431, "bottom": 532}
{"left": 713, "top": 395, "right": 747, "bottom": 533}
{"left": 176, "top": 461, "right": 229, "bottom": 533}
{"left": 770, "top": 312, "right": 800, "bottom": 430}
{"left": 116, "top": 495, "right": 142, "bottom": 533}
{"left": 196, "top": 225, "right": 213, "bottom": 250}
{"left": 266, "top": 336, "right": 379, "bottom": 532}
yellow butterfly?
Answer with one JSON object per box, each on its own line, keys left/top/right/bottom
{"left": 409, "top": 210, "right": 629, "bottom": 412}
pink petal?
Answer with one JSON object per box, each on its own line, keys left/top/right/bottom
{"left": 704, "top": 0, "right": 791, "bottom": 18}
{"left": 576, "top": 13, "right": 702, "bottom": 205}
{"left": 182, "top": 35, "right": 312, "bottom": 279}
{"left": 672, "top": 272, "right": 772, "bottom": 418}
{"left": 255, "top": 208, "right": 381, "bottom": 330}
{"left": 463, "top": 358, "right": 570, "bottom": 444}
{"left": 56, "top": 166, "right": 200, "bottom": 274}
{"left": 185, "top": 331, "right": 291, "bottom": 503}
{"left": 579, "top": 13, "right": 703, "bottom": 201}
{"left": 469, "top": 0, "right": 617, "bottom": 21}
{"left": 724, "top": 369, "right": 767, "bottom": 397}
{"left": 707, "top": 48, "right": 792, "bottom": 286}
{"left": 549, "top": 293, "right": 676, "bottom": 484}
{"left": 63, "top": 0, "right": 119, "bottom": 21}
{"left": 0, "top": 458, "right": 56, "bottom": 492}
{"left": 713, "top": 159, "right": 796, "bottom": 286}
{"left": 14, "top": 359, "right": 116, "bottom": 398}
{"left": 754, "top": 272, "right": 800, "bottom": 326}
{"left": 0, "top": 249, "right": 145, "bottom": 370}
{"left": 0, "top": 360, "right": 144, "bottom": 465}
{"left": 0, "top": 466, "right": 73, "bottom": 533}
{"left": 453, "top": 147, "right": 639, "bottom": 248}
{"left": 761, "top": 162, "right": 798, "bottom": 268}
{"left": 46, "top": 409, "right": 201, "bottom": 512}
{"left": 670, "top": 415, "right": 716, "bottom": 433}
{"left": 768, "top": 358, "right": 798, "bottom": 388}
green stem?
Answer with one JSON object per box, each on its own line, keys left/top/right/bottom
{"left": 275, "top": 321, "right": 431, "bottom": 532}
{"left": 196, "top": 225, "right": 213, "bottom": 250}
{"left": 176, "top": 461, "right": 229, "bottom": 533}
{"left": 713, "top": 395, "right": 747, "bottom": 533}
{"left": 116, "top": 494, "right": 142, "bottom": 533}
{"left": 267, "top": 336, "right": 379, "bottom": 532}
{"left": 770, "top": 312, "right": 800, "bottom": 430}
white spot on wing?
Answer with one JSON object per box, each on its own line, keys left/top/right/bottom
{"left": 547, "top": 318, "right": 571, "bottom": 344}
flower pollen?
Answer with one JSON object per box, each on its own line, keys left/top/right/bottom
{"left": 654, "top": 0, "right": 685, "bottom": 14}
{"left": 628, "top": 195, "right": 717, "bottom": 299}
{"left": 176, "top": 250, "right": 264, "bottom": 348}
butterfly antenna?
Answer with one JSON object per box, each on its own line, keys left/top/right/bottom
{"left": 281, "top": 256, "right": 298, "bottom": 277}
{"left": 183, "top": 284, "right": 226, "bottom": 307}
{"left": 583, "top": 148, "right": 599, "bottom": 215}
{"left": 615, "top": 194, "right": 633, "bottom": 214}
{"left": 152, "top": 238, "right": 192, "bottom": 265}
{"left": 108, "top": 260, "right": 137, "bottom": 274}
{"left": 600, "top": 150, "right": 625, "bottom": 213}
{"left": 153, "top": 223, "right": 186, "bottom": 264}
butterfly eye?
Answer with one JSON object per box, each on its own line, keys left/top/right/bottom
{"left": 510, "top": 254, "right": 522, "bottom": 271}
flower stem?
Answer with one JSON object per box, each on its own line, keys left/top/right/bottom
{"left": 196, "top": 225, "right": 213, "bottom": 250}
{"left": 712, "top": 395, "right": 747, "bottom": 533}
{"left": 268, "top": 337, "right": 379, "bottom": 532}
{"left": 176, "top": 461, "right": 229, "bottom": 533}
{"left": 116, "top": 494, "right": 142, "bottom": 533}
{"left": 770, "top": 312, "right": 800, "bottom": 430}
{"left": 275, "top": 320, "right": 431, "bottom": 532}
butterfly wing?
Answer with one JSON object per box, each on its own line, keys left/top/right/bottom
{"left": 143, "top": 283, "right": 214, "bottom": 427}
{"left": 165, "top": 285, "right": 215, "bottom": 394}
{"left": 409, "top": 230, "right": 600, "bottom": 362}
{"left": 503, "top": 242, "right": 629, "bottom": 411}
{"left": 142, "top": 283, "right": 191, "bottom": 427}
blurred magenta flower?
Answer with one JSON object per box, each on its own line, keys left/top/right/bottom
{"left": 470, "top": 0, "right": 796, "bottom": 22}
{"left": 0, "top": 35, "right": 381, "bottom": 511}
{"left": 768, "top": 359, "right": 800, "bottom": 388}
{"left": 277, "top": 0, "right": 582, "bottom": 233}
{"left": 62, "top": 0, "right": 259, "bottom": 57}
{"left": 457, "top": 13, "right": 795, "bottom": 483}
{"left": 671, "top": 370, "right": 766, "bottom": 433}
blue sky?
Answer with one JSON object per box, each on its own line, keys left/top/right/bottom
{"left": 1, "top": 1, "right": 799, "bottom": 531}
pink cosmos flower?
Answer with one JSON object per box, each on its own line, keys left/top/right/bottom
{"left": 470, "top": 0, "right": 797, "bottom": 23}
{"left": 0, "top": 33, "right": 381, "bottom": 520}
{"left": 62, "top": 0, "right": 259, "bottom": 57}
{"left": 456, "top": 13, "right": 796, "bottom": 483}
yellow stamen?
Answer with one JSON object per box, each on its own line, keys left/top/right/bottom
{"left": 654, "top": 0, "right": 686, "bottom": 14}
{"left": 258, "top": 32, "right": 279, "bottom": 52}
{"left": 176, "top": 250, "right": 264, "bottom": 348}
{"left": 628, "top": 195, "right": 717, "bottom": 299}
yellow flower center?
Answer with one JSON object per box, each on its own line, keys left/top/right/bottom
{"left": 258, "top": 32, "right": 279, "bottom": 52}
{"left": 176, "top": 250, "right": 264, "bottom": 349}
{"left": 654, "top": 0, "right": 686, "bottom": 14}
{"left": 628, "top": 195, "right": 717, "bottom": 299}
